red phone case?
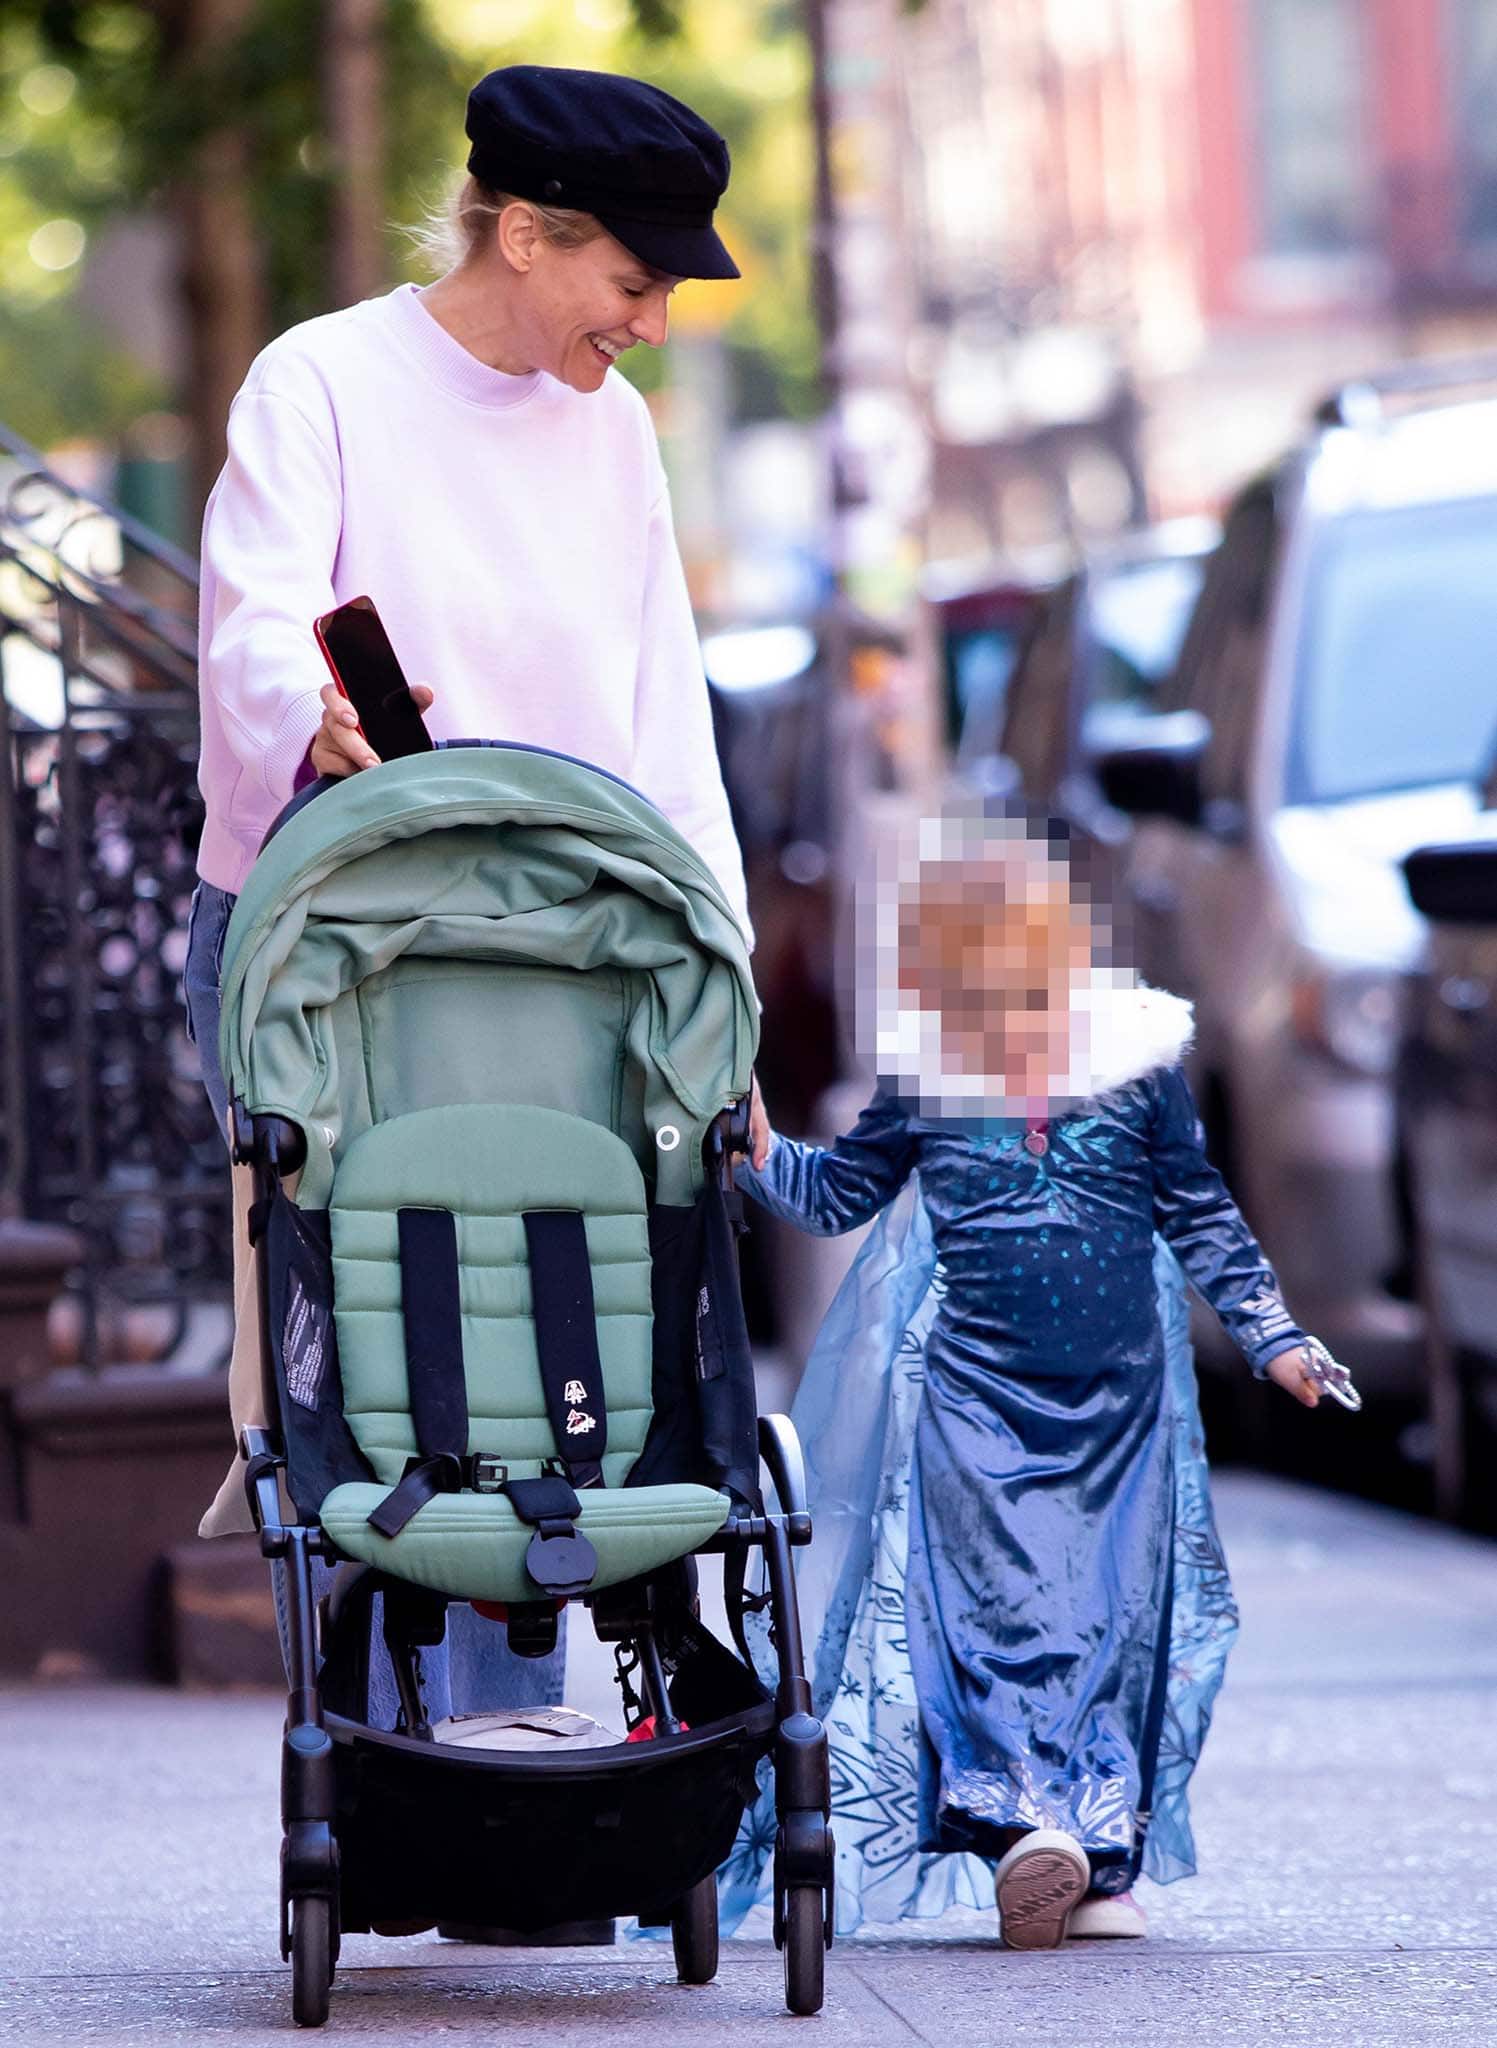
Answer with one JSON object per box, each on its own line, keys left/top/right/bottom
{"left": 312, "top": 596, "right": 433, "bottom": 761}
{"left": 313, "top": 608, "right": 365, "bottom": 728}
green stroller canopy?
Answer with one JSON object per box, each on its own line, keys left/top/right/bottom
{"left": 217, "top": 745, "right": 758, "bottom": 1208}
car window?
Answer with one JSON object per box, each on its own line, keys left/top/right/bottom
{"left": 1077, "top": 554, "right": 1207, "bottom": 752}
{"left": 1287, "top": 493, "right": 1497, "bottom": 804}
{"left": 948, "top": 621, "right": 1025, "bottom": 763}
{"left": 999, "top": 581, "right": 1078, "bottom": 796}
{"left": 1165, "top": 488, "right": 1278, "bottom": 806}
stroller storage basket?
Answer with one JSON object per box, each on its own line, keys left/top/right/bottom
{"left": 329, "top": 1702, "right": 776, "bottom": 1934}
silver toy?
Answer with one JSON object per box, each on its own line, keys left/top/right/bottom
{"left": 1303, "top": 1335, "right": 1363, "bottom": 1412}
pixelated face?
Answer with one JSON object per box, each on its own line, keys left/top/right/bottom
{"left": 896, "top": 862, "right": 1092, "bottom": 1091}
{"left": 859, "top": 810, "right": 1128, "bottom": 1118}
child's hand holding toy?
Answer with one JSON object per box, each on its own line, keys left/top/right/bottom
{"left": 1266, "top": 1338, "right": 1362, "bottom": 1410}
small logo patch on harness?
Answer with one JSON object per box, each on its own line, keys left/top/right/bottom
{"left": 563, "top": 1379, "right": 589, "bottom": 1404}
{"left": 566, "top": 1408, "right": 597, "bottom": 1436}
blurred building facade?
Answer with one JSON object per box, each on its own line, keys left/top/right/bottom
{"left": 889, "top": 0, "right": 1497, "bottom": 545}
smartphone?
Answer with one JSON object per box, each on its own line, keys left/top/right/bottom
{"left": 313, "top": 595, "right": 434, "bottom": 762}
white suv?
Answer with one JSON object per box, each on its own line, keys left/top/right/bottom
{"left": 1099, "top": 365, "right": 1497, "bottom": 1399}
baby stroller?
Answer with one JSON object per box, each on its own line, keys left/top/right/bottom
{"left": 218, "top": 743, "right": 834, "bottom": 2024}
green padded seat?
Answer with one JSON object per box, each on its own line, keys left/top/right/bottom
{"left": 319, "top": 1482, "right": 730, "bottom": 1603}
{"left": 323, "top": 1101, "right": 729, "bottom": 1598}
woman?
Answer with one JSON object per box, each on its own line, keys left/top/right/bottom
{"left": 185, "top": 66, "right": 766, "bottom": 1720}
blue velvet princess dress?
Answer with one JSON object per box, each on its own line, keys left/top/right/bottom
{"left": 720, "top": 983, "right": 1308, "bottom": 1931}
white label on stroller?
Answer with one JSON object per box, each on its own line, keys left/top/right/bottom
{"left": 694, "top": 1283, "right": 723, "bottom": 1381}
{"left": 563, "top": 1378, "right": 588, "bottom": 1404}
{"left": 566, "top": 1407, "right": 597, "bottom": 1435}
{"left": 284, "top": 1275, "right": 329, "bottom": 1410}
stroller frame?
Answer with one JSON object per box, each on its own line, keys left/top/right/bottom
{"left": 235, "top": 1102, "right": 834, "bottom": 2026}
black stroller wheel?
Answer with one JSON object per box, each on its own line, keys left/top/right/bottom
{"left": 782, "top": 1886, "right": 825, "bottom": 2016}
{"left": 671, "top": 1874, "right": 720, "bottom": 1985}
{"left": 291, "top": 1896, "right": 333, "bottom": 2028}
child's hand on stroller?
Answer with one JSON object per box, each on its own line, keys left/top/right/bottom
{"left": 728, "top": 1077, "right": 773, "bottom": 1185}
{"left": 311, "top": 681, "right": 436, "bottom": 777}
{"left": 1265, "top": 1345, "right": 1322, "bottom": 1407}
{"left": 749, "top": 1074, "right": 773, "bottom": 1170}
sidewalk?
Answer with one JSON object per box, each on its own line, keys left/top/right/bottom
{"left": 3, "top": 1473, "right": 1496, "bottom": 2044}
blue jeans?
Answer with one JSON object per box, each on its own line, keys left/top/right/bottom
{"left": 181, "top": 880, "right": 236, "bottom": 1142}
{"left": 182, "top": 880, "right": 563, "bottom": 1723}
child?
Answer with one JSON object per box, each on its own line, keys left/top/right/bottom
{"left": 731, "top": 813, "right": 1331, "bottom": 1948}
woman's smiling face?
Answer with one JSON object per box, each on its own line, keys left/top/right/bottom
{"left": 512, "top": 220, "right": 678, "bottom": 392}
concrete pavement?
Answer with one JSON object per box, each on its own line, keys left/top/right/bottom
{"left": 3, "top": 1473, "right": 1496, "bottom": 2044}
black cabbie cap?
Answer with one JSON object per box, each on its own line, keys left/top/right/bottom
{"left": 465, "top": 64, "right": 740, "bottom": 282}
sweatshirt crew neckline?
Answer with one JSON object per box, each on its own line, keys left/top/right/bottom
{"left": 381, "top": 282, "right": 547, "bottom": 411}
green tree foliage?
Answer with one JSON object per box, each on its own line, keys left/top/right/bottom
{"left": 0, "top": 9, "right": 166, "bottom": 442}
{"left": 3, "top": 2, "right": 468, "bottom": 331}
{"left": 1, "top": 0, "right": 815, "bottom": 444}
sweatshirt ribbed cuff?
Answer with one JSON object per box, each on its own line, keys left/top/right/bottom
{"left": 263, "top": 691, "right": 327, "bottom": 809}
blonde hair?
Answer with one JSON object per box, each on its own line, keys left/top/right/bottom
{"left": 407, "top": 171, "right": 604, "bottom": 276}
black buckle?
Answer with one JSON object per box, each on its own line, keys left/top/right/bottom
{"left": 469, "top": 1454, "right": 509, "bottom": 1493}
{"left": 522, "top": 1523, "right": 599, "bottom": 1598}
{"left": 502, "top": 1473, "right": 598, "bottom": 1595}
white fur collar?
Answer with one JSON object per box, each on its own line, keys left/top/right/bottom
{"left": 1071, "top": 982, "right": 1195, "bottom": 1099}
{"left": 872, "top": 980, "right": 1194, "bottom": 1117}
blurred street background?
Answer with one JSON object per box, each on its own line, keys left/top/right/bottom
{"left": 4, "top": 0, "right": 1497, "bottom": 2037}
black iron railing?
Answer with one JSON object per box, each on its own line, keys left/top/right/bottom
{"left": 0, "top": 423, "right": 228, "bottom": 1367}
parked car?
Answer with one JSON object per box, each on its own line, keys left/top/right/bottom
{"left": 1097, "top": 362, "right": 1497, "bottom": 1411}
{"left": 1398, "top": 829, "right": 1497, "bottom": 1527}
{"left": 983, "top": 519, "right": 1217, "bottom": 823}
{"left": 922, "top": 561, "right": 1055, "bottom": 776}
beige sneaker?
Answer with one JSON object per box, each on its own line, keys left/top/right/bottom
{"left": 994, "top": 1829, "right": 1090, "bottom": 1949}
{"left": 1067, "top": 1889, "right": 1147, "bottom": 1939}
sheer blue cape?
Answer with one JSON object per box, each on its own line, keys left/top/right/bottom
{"left": 720, "top": 1181, "right": 1239, "bottom": 1933}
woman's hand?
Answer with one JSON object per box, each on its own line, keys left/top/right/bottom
{"left": 309, "top": 681, "right": 435, "bottom": 778}
{"left": 1266, "top": 1345, "right": 1321, "bottom": 1407}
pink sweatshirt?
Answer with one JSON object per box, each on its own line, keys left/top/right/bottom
{"left": 195, "top": 282, "right": 750, "bottom": 935}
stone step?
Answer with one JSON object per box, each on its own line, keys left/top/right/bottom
{"left": 160, "top": 1534, "right": 281, "bottom": 1690}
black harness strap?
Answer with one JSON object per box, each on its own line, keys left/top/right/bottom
{"left": 521, "top": 1210, "right": 608, "bottom": 1490}
{"left": 364, "top": 1205, "right": 605, "bottom": 1598}
{"left": 365, "top": 1207, "right": 468, "bottom": 1540}
{"left": 366, "top": 1450, "right": 462, "bottom": 1539}
{"left": 398, "top": 1207, "right": 468, "bottom": 1459}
